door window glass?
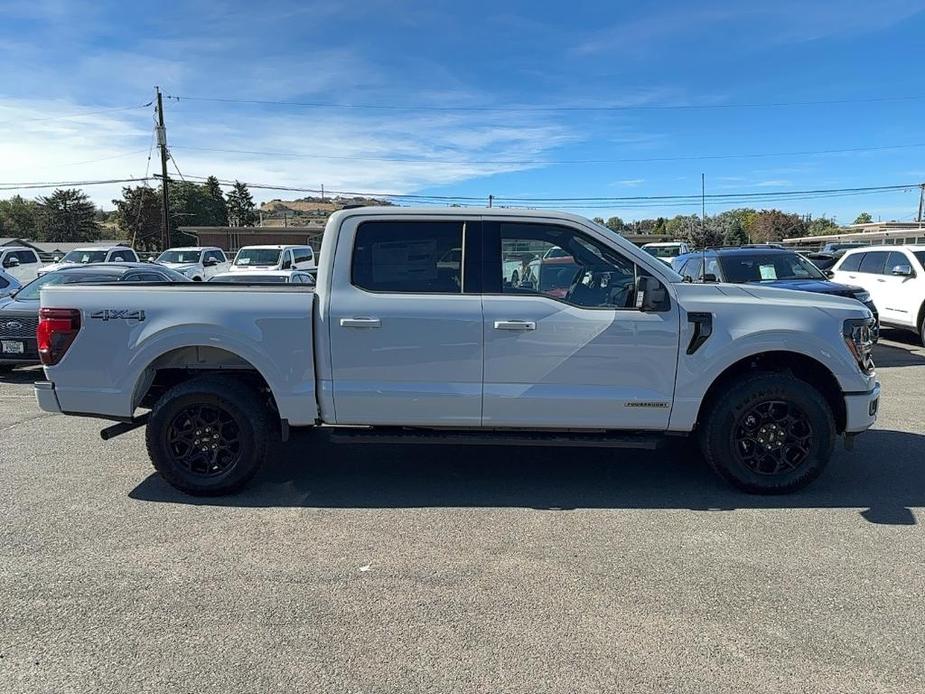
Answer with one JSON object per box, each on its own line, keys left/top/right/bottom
{"left": 858, "top": 251, "right": 888, "bottom": 274}
{"left": 886, "top": 251, "right": 911, "bottom": 275}
{"left": 497, "top": 223, "right": 638, "bottom": 308}
{"left": 14, "top": 250, "right": 37, "bottom": 263}
{"left": 352, "top": 221, "right": 463, "bottom": 293}
{"left": 680, "top": 257, "right": 703, "bottom": 281}
{"left": 839, "top": 253, "right": 863, "bottom": 272}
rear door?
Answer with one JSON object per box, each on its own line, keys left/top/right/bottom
{"left": 327, "top": 217, "right": 483, "bottom": 426}
{"left": 832, "top": 251, "right": 868, "bottom": 289}
{"left": 480, "top": 219, "right": 679, "bottom": 429}
{"left": 851, "top": 251, "right": 891, "bottom": 317}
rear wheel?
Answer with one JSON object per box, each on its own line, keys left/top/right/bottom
{"left": 145, "top": 376, "right": 271, "bottom": 495}
{"left": 919, "top": 309, "right": 925, "bottom": 348}
{"left": 699, "top": 373, "right": 835, "bottom": 494}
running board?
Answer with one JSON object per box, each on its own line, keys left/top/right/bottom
{"left": 328, "top": 427, "right": 663, "bottom": 449}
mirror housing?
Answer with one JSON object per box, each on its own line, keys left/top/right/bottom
{"left": 701, "top": 273, "right": 718, "bottom": 283}
{"left": 635, "top": 275, "right": 668, "bottom": 312}
{"left": 892, "top": 264, "right": 913, "bottom": 277}
{"left": 824, "top": 269, "right": 834, "bottom": 279}
{"left": 203, "top": 258, "right": 218, "bottom": 267}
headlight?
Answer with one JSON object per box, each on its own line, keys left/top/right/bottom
{"left": 854, "top": 291, "right": 870, "bottom": 303}
{"left": 843, "top": 317, "right": 875, "bottom": 374}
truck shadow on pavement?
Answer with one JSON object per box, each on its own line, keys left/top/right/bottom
{"left": 130, "top": 428, "right": 925, "bottom": 526}
{"left": 0, "top": 367, "right": 44, "bottom": 385}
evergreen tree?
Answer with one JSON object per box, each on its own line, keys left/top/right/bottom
{"left": 226, "top": 181, "right": 258, "bottom": 227}
{"left": 203, "top": 175, "right": 229, "bottom": 226}
{"left": 36, "top": 188, "right": 101, "bottom": 242}
{"left": 0, "top": 195, "right": 40, "bottom": 238}
{"left": 112, "top": 186, "right": 162, "bottom": 251}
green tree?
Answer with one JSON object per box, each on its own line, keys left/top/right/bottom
{"left": 203, "top": 176, "right": 229, "bottom": 226}
{"left": 686, "top": 216, "right": 724, "bottom": 249}
{"left": 604, "top": 216, "right": 625, "bottom": 232}
{"left": 749, "top": 210, "right": 806, "bottom": 243}
{"left": 36, "top": 188, "right": 101, "bottom": 242}
{"left": 112, "top": 186, "right": 162, "bottom": 251}
{"left": 807, "top": 215, "right": 839, "bottom": 236}
{"left": 592, "top": 216, "right": 605, "bottom": 225}
{"left": 853, "top": 212, "right": 873, "bottom": 224}
{"left": 226, "top": 181, "right": 258, "bottom": 227}
{"left": 0, "top": 195, "right": 40, "bottom": 238}
{"left": 168, "top": 180, "right": 223, "bottom": 245}
{"left": 713, "top": 210, "right": 750, "bottom": 246}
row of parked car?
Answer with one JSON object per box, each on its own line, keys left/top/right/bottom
{"left": 0, "top": 243, "right": 319, "bottom": 369}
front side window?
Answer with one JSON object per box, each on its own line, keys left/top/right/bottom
{"left": 495, "top": 223, "right": 638, "bottom": 309}
{"left": 352, "top": 221, "right": 463, "bottom": 294}
{"left": 886, "top": 251, "right": 912, "bottom": 275}
{"left": 858, "top": 251, "right": 888, "bottom": 274}
{"left": 294, "top": 248, "right": 313, "bottom": 264}
{"left": 14, "top": 250, "right": 38, "bottom": 263}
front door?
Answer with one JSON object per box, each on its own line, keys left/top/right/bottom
{"left": 480, "top": 220, "right": 680, "bottom": 429}
{"left": 877, "top": 250, "right": 919, "bottom": 327}
{"left": 328, "top": 217, "right": 483, "bottom": 426}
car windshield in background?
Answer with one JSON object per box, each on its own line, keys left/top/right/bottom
{"left": 234, "top": 250, "right": 282, "bottom": 266}
{"left": 645, "top": 246, "right": 680, "bottom": 258}
{"left": 211, "top": 274, "right": 288, "bottom": 283}
{"left": 718, "top": 253, "right": 826, "bottom": 283}
{"left": 61, "top": 250, "right": 108, "bottom": 263}
{"left": 158, "top": 250, "right": 202, "bottom": 264}
{"left": 16, "top": 272, "right": 118, "bottom": 300}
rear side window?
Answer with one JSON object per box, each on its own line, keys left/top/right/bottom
{"left": 838, "top": 253, "right": 863, "bottom": 272}
{"left": 858, "top": 251, "right": 888, "bottom": 274}
{"left": 352, "top": 221, "right": 463, "bottom": 294}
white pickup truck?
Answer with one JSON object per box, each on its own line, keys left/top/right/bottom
{"left": 34, "top": 208, "right": 879, "bottom": 496}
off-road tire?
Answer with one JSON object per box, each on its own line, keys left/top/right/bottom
{"left": 699, "top": 373, "right": 836, "bottom": 494}
{"left": 145, "top": 375, "right": 271, "bottom": 496}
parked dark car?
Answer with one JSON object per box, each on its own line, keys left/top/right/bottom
{"left": 0, "top": 263, "right": 190, "bottom": 370}
{"left": 672, "top": 246, "right": 879, "bottom": 339}
{"left": 801, "top": 251, "right": 840, "bottom": 271}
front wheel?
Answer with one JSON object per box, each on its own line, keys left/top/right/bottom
{"left": 699, "top": 373, "right": 836, "bottom": 494}
{"left": 145, "top": 376, "right": 271, "bottom": 495}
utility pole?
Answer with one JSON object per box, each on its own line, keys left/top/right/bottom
{"left": 155, "top": 87, "right": 171, "bottom": 251}
{"left": 917, "top": 183, "right": 924, "bottom": 225}
{"left": 701, "top": 173, "right": 706, "bottom": 232}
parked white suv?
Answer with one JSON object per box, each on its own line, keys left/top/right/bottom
{"left": 831, "top": 245, "right": 925, "bottom": 345}
{"left": 0, "top": 246, "right": 43, "bottom": 283}
{"left": 39, "top": 245, "right": 139, "bottom": 276}
{"left": 229, "top": 245, "right": 315, "bottom": 272}
{"left": 156, "top": 247, "right": 230, "bottom": 281}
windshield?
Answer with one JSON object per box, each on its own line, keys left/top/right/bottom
{"left": 644, "top": 245, "right": 681, "bottom": 258}
{"left": 719, "top": 253, "right": 826, "bottom": 283}
{"left": 61, "top": 250, "right": 108, "bottom": 264}
{"left": 158, "top": 250, "right": 202, "bottom": 264}
{"left": 210, "top": 274, "right": 288, "bottom": 283}
{"left": 914, "top": 251, "right": 925, "bottom": 269}
{"left": 15, "top": 271, "right": 116, "bottom": 300}
{"left": 234, "top": 249, "right": 282, "bottom": 266}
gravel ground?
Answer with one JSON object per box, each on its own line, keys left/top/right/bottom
{"left": 1, "top": 329, "right": 924, "bottom": 693}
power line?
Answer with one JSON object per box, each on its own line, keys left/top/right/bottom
{"left": 165, "top": 93, "right": 925, "bottom": 113}
{"left": 0, "top": 177, "right": 153, "bottom": 191}
{"left": 170, "top": 141, "right": 925, "bottom": 166}
{"left": 0, "top": 102, "right": 152, "bottom": 127}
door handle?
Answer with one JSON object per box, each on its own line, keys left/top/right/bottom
{"left": 876, "top": 278, "right": 886, "bottom": 283}
{"left": 340, "top": 317, "right": 381, "bottom": 328}
{"left": 494, "top": 320, "right": 536, "bottom": 331}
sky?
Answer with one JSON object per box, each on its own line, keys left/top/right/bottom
{"left": 1, "top": 0, "right": 925, "bottom": 223}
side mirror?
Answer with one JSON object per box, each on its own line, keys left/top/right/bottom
{"left": 701, "top": 273, "right": 718, "bottom": 283}
{"left": 4, "top": 256, "right": 20, "bottom": 268}
{"left": 635, "top": 275, "right": 668, "bottom": 312}
{"left": 824, "top": 270, "right": 834, "bottom": 279}
{"left": 892, "top": 264, "right": 913, "bottom": 277}
{"left": 203, "top": 258, "right": 218, "bottom": 267}
{"left": 53, "top": 256, "right": 62, "bottom": 262}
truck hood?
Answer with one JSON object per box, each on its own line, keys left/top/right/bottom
{"left": 38, "top": 262, "right": 73, "bottom": 275}
{"left": 675, "top": 282, "right": 872, "bottom": 319}
{"left": 745, "top": 278, "right": 865, "bottom": 298}
{"left": 159, "top": 262, "right": 199, "bottom": 274}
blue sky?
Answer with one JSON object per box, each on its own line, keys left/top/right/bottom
{"left": 1, "top": 0, "right": 925, "bottom": 222}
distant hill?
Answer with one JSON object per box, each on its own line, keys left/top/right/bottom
{"left": 259, "top": 196, "right": 392, "bottom": 226}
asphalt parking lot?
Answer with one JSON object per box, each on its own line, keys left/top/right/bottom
{"left": 2, "top": 330, "right": 924, "bottom": 694}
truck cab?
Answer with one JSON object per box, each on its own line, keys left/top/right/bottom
{"left": 0, "top": 246, "right": 42, "bottom": 283}
{"left": 229, "top": 245, "right": 315, "bottom": 273}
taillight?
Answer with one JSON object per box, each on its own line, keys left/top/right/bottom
{"left": 37, "top": 308, "right": 81, "bottom": 366}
